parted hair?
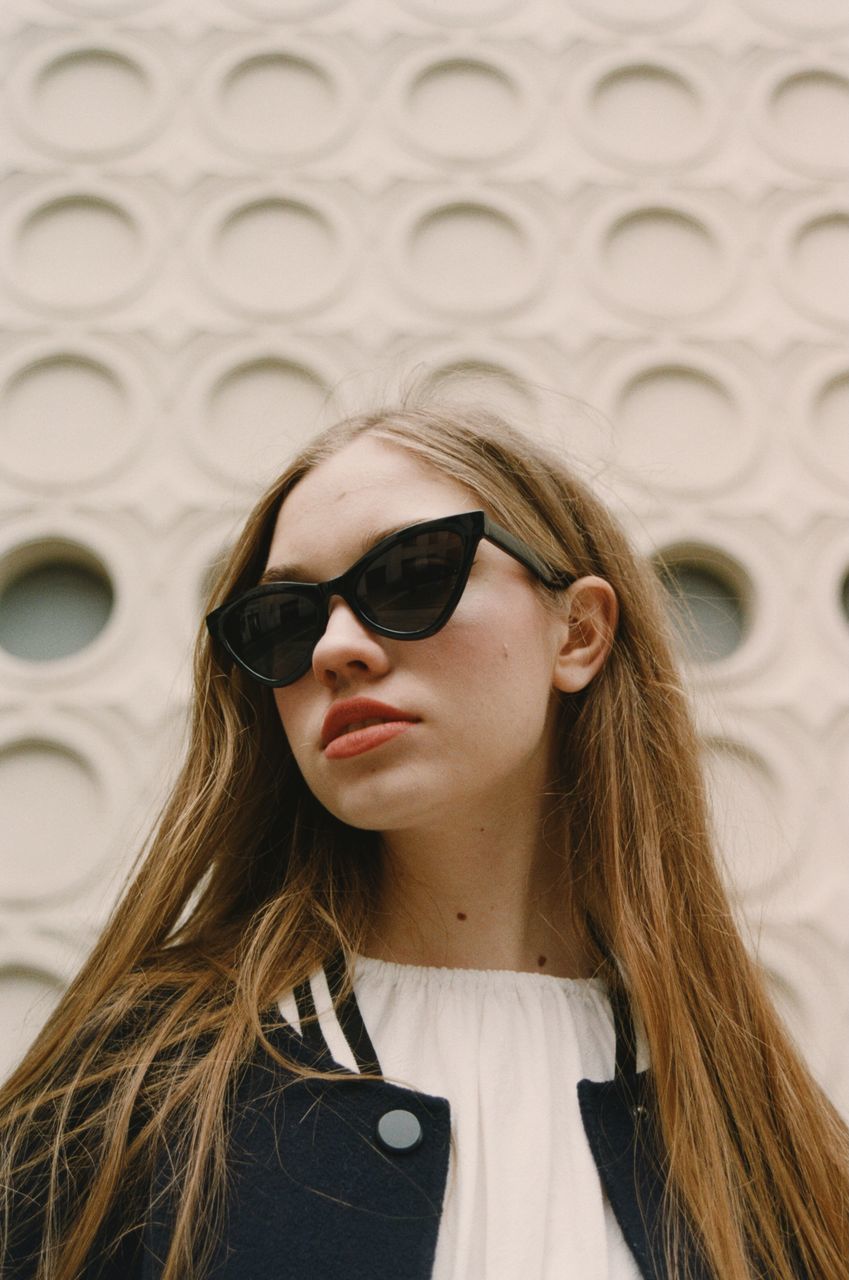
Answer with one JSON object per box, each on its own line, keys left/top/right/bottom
{"left": 1, "top": 402, "right": 847, "bottom": 1280}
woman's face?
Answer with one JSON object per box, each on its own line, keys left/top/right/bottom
{"left": 264, "top": 434, "right": 575, "bottom": 833}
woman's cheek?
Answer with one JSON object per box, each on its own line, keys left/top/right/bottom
{"left": 271, "top": 707, "right": 317, "bottom": 783}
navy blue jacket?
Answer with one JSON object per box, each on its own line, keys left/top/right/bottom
{"left": 8, "top": 953, "right": 713, "bottom": 1280}
{"left": 140, "top": 952, "right": 712, "bottom": 1280}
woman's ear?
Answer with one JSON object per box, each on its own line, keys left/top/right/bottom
{"left": 551, "top": 577, "right": 619, "bottom": 694}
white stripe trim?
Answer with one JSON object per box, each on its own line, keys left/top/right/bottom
{"left": 277, "top": 987, "right": 301, "bottom": 1035}
{"left": 310, "top": 966, "right": 360, "bottom": 1073}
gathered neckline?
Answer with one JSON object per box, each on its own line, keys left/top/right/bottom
{"left": 353, "top": 952, "right": 608, "bottom": 995}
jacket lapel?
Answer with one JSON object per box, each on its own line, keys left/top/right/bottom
{"left": 577, "top": 987, "right": 712, "bottom": 1280}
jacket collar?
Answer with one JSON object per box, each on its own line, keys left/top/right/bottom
{"left": 290, "top": 947, "right": 382, "bottom": 1074}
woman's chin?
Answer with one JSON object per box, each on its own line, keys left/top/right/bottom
{"left": 312, "top": 773, "right": 442, "bottom": 833}
{"left": 322, "top": 794, "right": 424, "bottom": 833}
{"left": 301, "top": 750, "right": 430, "bottom": 827}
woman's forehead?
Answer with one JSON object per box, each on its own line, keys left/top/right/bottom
{"left": 265, "top": 436, "right": 479, "bottom": 578}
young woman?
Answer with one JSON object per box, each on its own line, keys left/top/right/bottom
{"left": 2, "top": 403, "right": 846, "bottom": 1280}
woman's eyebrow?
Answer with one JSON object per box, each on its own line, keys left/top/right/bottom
{"left": 257, "top": 518, "right": 426, "bottom": 586}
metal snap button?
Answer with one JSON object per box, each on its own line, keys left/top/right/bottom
{"left": 376, "top": 1108, "right": 423, "bottom": 1153}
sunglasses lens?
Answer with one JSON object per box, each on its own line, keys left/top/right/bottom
{"left": 355, "top": 527, "right": 466, "bottom": 632}
{"left": 218, "top": 525, "right": 469, "bottom": 684}
{"left": 222, "top": 591, "right": 320, "bottom": 684}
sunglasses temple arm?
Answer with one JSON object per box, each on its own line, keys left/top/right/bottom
{"left": 484, "top": 521, "right": 574, "bottom": 591}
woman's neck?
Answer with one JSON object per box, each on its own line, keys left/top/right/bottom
{"left": 362, "top": 812, "right": 594, "bottom": 979}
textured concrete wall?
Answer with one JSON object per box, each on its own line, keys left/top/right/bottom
{"left": 0, "top": 0, "right": 847, "bottom": 1116}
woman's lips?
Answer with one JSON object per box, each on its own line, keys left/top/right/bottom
{"left": 324, "top": 721, "right": 415, "bottom": 760}
{"left": 321, "top": 697, "right": 417, "bottom": 748}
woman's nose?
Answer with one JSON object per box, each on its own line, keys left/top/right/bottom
{"left": 311, "top": 596, "right": 391, "bottom": 687}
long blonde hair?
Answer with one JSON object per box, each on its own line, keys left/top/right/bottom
{"left": 2, "top": 403, "right": 846, "bottom": 1280}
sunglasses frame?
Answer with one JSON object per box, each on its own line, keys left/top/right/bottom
{"left": 206, "top": 510, "right": 575, "bottom": 688}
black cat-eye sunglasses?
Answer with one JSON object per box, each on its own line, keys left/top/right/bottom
{"left": 206, "top": 510, "right": 575, "bottom": 688}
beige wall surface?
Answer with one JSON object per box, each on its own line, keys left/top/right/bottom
{"left": 0, "top": 0, "right": 847, "bottom": 1116}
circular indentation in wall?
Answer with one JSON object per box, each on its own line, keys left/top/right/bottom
{"left": 616, "top": 365, "right": 745, "bottom": 491}
{"left": 423, "top": 359, "right": 537, "bottom": 420}
{"left": 0, "top": 967, "right": 63, "bottom": 1081}
{"left": 0, "top": 354, "right": 131, "bottom": 486}
{"left": 602, "top": 208, "right": 725, "bottom": 316}
{"left": 788, "top": 213, "right": 849, "bottom": 325}
{"left": 654, "top": 548, "right": 749, "bottom": 663}
{"left": 405, "top": 59, "right": 523, "bottom": 157}
{"left": 31, "top": 49, "right": 150, "bottom": 152}
{"left": 407, "top": 203, "right": 536, "bottom": 312}
{"left": 812, "top": 371, "right": 848, "bottom": 472}
{"left": 589, "top": 64, "right": 703, "bottom": 164}
{"left": 0, "top": 545, "right": 114, "bottom": 661}
{"left": 702, "top": 741, "right": 786, "bottom": 897}
{"left": 840, "top": 565, "right": 849, "bottom": 623}
{"left": 218, "top": 53, "right": 340, "bottom": 154}
{"left": 210, "top": 198, "right": 342, "bottom": 313}
{"left": 206, "top": 358, "right": 328, "bottom": 485}
{"left": 769, "top": 71, "right": 849, "bottom": 172}
{"left": 13, "top": 195, "right": 141, "bottom": 308}
{"left": 0, "top": 741, "right": 105, "bottom": 897}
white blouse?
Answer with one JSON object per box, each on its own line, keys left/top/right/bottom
{"left": 278, "top": 955, "right": 645, "bottom": 1280}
